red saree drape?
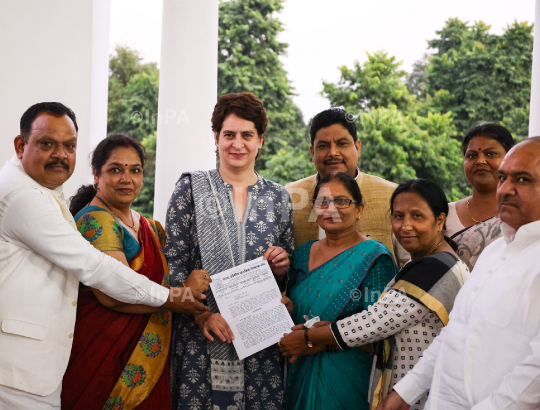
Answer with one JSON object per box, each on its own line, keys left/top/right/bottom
{"left": 61, "top": 217, "right": 171, "bottom": 410}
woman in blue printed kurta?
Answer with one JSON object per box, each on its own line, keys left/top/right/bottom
{"left": 164, "top": 93, "right": 295, "bottom": 410}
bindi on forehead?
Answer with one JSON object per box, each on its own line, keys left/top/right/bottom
{"left": 108, "top": 161, "right": 142, "bottom": 168}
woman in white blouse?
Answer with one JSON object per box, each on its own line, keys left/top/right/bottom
{"left": 279, "top": 179, "right": 469, "bottom": 410}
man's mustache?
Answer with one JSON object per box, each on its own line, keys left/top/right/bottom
{"left": 498, "top": 195, "right": 520, "bottom": 209}
{"left": 44, "top": 159, "right": 70, "bottom": 171}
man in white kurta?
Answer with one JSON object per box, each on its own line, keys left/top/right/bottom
{"left": 0, "top": 103, "right": 207, "bottom": 409}
{"left": 381, "top": 138, "right": 540, "bottom": 410}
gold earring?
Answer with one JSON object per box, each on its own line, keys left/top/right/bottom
{"left": 93, "top": 183, "right": 98, "bottom": 190}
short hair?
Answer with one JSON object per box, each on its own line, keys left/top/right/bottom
{"left": 20, "top": 102, "right": 78, "bottom": 142}
{"left": 313, "top": 171, "right": 363, "bottom": 206}
{"left": 211, "top": 92, "right": 268, "bottom": 137}
{"left": 461, "top": 122, "right": 514, "bottom": 155}
{"left": 310, "top": 108, "right": 357, "bottom": 146}
{"left": 509, "top": 136, "right": 540, "bottom": 153}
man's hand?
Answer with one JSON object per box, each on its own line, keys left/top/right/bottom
{"left": 377, "top": 391, "right": 410, "bottom": 410}
{"left": 163, "top": 287, "right": 209, "bottom": 315}
{"left": 263, "top": 246, "right": 290, "bottom": 276}
{"left": 194, "top": 312, "right": 234, "bottom": 343}
{"left": 184, "top": 269, "right": 211, "bottom": 294}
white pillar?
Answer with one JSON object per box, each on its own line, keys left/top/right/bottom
{"left": 153, "top": 0, "right": 219, "bottom": 223}
{"left": 89, "top": 0, "right": 113, "bottom": 160}
{"left": 0, "top": 0, "right": 111, "bottom": 196}
{"left": 530, "top": 0, "right": 540, "bottom": 136}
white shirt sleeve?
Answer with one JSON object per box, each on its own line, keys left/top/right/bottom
{"left": 393, "top": 319, "right": 448, "bottom": 405}
{"left": 472, "top": 328, "right": 540, "bottom": 410}
{"left": 392, "top": 233, "right": 410, "bottom": 269}
{"left": 1, "top": 188, "right": 168, "bottom": 306}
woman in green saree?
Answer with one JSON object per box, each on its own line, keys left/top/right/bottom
{"left": 284, "top": 172, "right": 398, "bottom": 410}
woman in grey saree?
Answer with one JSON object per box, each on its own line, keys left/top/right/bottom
{"left": 445, "top": 123, "right": 514, "bottom": 270}
{"left": 450, "top": 216, "right": 501, "bottom": 271}
{"left": 164, "top": 93, "right": 295, "bottom": 410}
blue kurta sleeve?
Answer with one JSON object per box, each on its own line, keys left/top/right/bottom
{"left": 164, "top": 175, "right": 202, "bottom": 287}
{"left": 279, "top": 188, "right": 296, "bottom": 257}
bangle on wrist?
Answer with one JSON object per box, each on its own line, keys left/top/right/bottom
{"left": 304, "top": 329, "right": 314, "bottom": 348}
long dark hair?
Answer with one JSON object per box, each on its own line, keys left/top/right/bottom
{"left": 69, "top": 134, "right": 146, "bottom": 215}
{"left": 390, "top": 179, "right": 458, "bottom": 251}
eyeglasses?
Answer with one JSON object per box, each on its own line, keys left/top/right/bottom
{"left": 313, "top": 197, "right": 358, "bottom": 209}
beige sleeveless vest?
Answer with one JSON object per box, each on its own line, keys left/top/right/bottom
{"left": 286, "top": 172, "right": 397, "bottom": 258}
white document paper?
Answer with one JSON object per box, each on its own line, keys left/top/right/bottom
{"left": 209, "top": 257, "right": 295, "bottom": 360}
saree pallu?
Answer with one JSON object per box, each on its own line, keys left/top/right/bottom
{"left": 369, "top": 252, "right": 469, "bottom": 409}
{"left": 285, "top": 239, "right": 397, "bottom": 410}
{"left": 450, "top": 216, "right": 502, "bottom": 271}
{"left": 61, "top": 216, "right": 172, "bottom": 410}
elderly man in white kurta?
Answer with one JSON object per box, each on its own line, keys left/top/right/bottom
{"left": 380, "top": 137, "right": 540, "bottom": 410}
{"left": 0, "top": 102, "right": 208, "bottom": 409}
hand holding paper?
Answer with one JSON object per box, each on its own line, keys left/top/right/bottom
{"left": 209, "top": 257, "right": 295, "bottom": 359}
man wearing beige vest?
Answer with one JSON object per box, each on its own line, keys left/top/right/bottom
{"left": 286, "top": 108, "right": 408, "bottom": 266}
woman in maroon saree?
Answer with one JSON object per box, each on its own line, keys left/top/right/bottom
{"left": 62, "top": 212, "right": 171, "bottom": 410}
{"left": 62, "top": 134, "right": 209, "bottom": 410}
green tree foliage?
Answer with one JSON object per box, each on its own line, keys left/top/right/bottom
{"left": 106, "top": 15, "right": 532, "bottom": 208}
{"left": 406, "top": 54, "right": 430, "bottom": 97}
{"left": 422, "top": 18, "right": 533, "bottom": 138}
{"left": 107, "top": 46, "right": 159, "bottom": 217}
{"left": 358, "top": 109, "right": 466, "bottom": 200}
{"left": 322, "top": 52, "right": 417, "bottom": 113}
{"left": 259, "top": 144, "right": 315, "bottom": 185}
{"left": 322, "top": 52, "right": 468, "bottom": 200}
{"left": 218, "top": 0, "right": 307, "bottom": 169}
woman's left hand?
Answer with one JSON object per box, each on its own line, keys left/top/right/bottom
{"left": 281, "top": 293, "right": 293, "bottom": 313}
{"left": 279, "top": 330, "right": 310, "bottom": 362}
{"left": 263, "top": 246, "right": 290, "bottom": 276}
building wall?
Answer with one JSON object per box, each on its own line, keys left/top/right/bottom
{"left": 0, "top": 0, "right": 110, "bottom": 197}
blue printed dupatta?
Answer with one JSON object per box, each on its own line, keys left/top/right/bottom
{"left": 286, "top": 239, "right": 397, "bottom": 410}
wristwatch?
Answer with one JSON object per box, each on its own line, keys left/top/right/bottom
{"left": 304, "top": 329, "right": 314, "bottom": 348}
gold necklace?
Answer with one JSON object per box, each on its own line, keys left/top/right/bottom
{"left": 428, "top": 239, "right": 445, "bottom": 255}
{"left": 96, "top": 195, "right": 138, "bottom": 232}
{"left": 466, "top": 198, "right": 481, "bottom": 223}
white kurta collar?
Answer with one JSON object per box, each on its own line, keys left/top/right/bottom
{"left": 8, "top": 154, "right": 66, "bottom": 198}
{"left": 501, "top": 219, "right": 540, "bottom": 244}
